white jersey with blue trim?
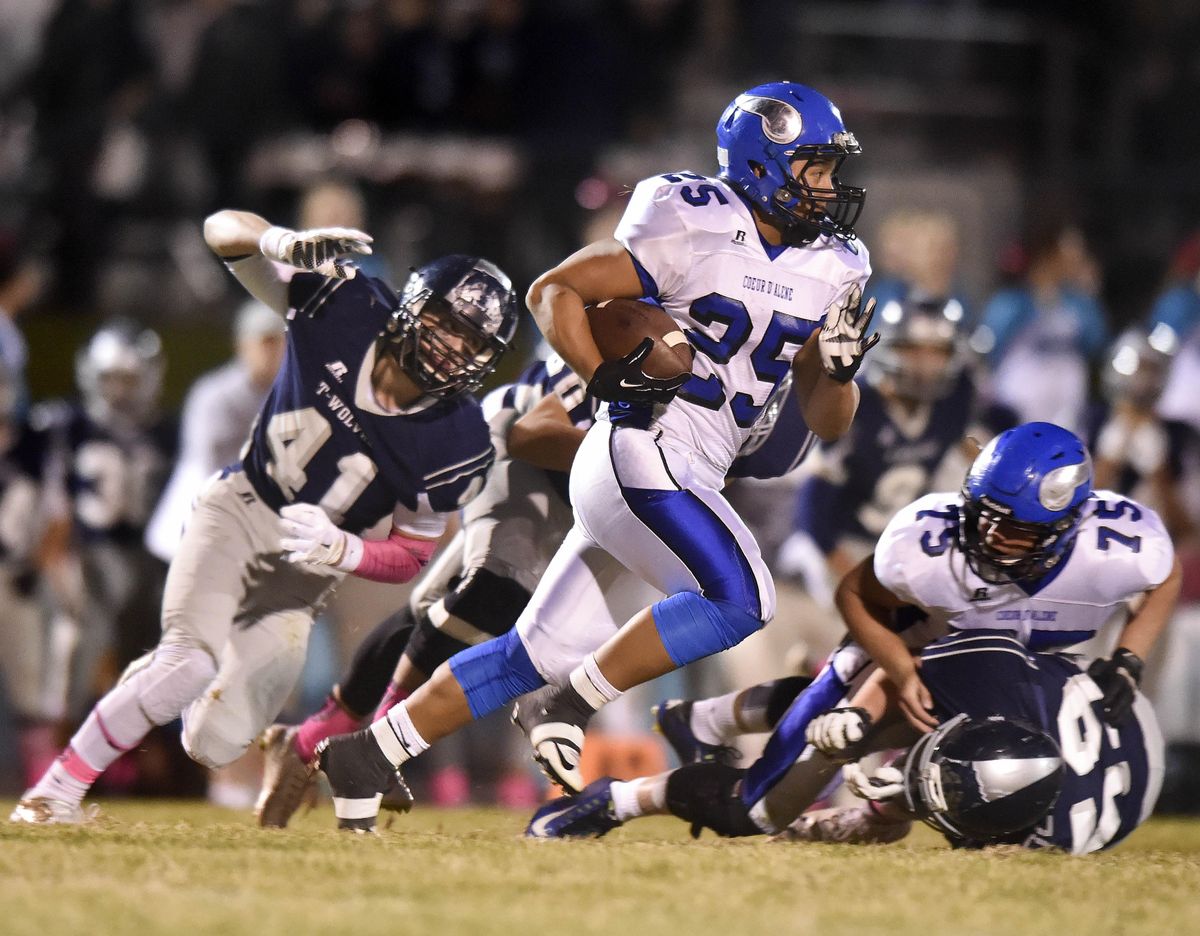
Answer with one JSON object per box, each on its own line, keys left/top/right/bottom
{"left": 613, "top": 172, "right": 871, "bottom": 476}
{"left": 873, "top": 490, "right": 1175, "bottom": 651}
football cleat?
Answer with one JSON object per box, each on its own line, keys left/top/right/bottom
{"left": 315, "top": 729, "right": 396, "bottom": 833}
{"left": 774, "top": 805, "right": 912, "bottom": 845}
{"left": 652, "top": 699, "right": 741, "bottom": 767}
{"left": 255, "top": 724, "right": 317, "bottom": 828}
{"left": 380, "top": 769, "right": 415, "bottom": 814}
{"left": 9, "top": 795, "right": 96, "bottom": 825}
{"left": 526, "top": 777, "right": 622, "bottom": 839}
{"left": 512, "top": 685, "right": 592, "bottom": 794}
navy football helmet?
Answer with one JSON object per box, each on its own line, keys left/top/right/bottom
{"left": 1103, "top": 327, "right": 1174, "bottom": 410}
{"left": 903, "top": 714, "right": 1064, "bottom": 845}
{"left": 76, "top": 319, "right": 165, "bottom": 429}
{"left": 716, "top": 81, "right": 865, "bottom": 244}
{"left": 867, "top": 296, "right": 965, "bottom": 402}
{"left": 382, "top": 255, "right": 518, "bottom": 399}
{"left": 959, "top": 422, "right": 1093, "bottom": 584}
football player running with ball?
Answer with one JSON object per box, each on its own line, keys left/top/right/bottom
{"left": 317, "top": 81, "right": 880, "bottom": 830}
{"left": 11, "top": 212, "right": 517, "bottom": 824}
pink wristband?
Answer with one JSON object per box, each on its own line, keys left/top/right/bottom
{"left": 351, "top": 528, "right": 438, "bottom": 584}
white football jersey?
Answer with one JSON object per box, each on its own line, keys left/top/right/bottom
{"left": 873, "top": 490, "right": 1175, "bottom": 650}
{"left": 613, "top": 172, "right": 871, "bottom": 476}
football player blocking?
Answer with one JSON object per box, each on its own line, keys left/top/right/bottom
{"left": 317, "top": 81, "right": 881, "bottom": 829}
{"left": 529, "top": 423, "right": 1179, "bottom": 853}
{"left": 12, "top": 213, "right": 519, "bottom": 824}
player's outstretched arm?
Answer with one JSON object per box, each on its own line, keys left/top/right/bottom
{"left": 526, "top": 239, "right": 646, "bottom": 386}
{"left": 507, "top": 394, "right": 587, "bottom": 473}
{"left": 204, "top": 209, "right": 374, "bottom": 312}
{"left": 836, "top": 556, "right": 938, "bottom": 733}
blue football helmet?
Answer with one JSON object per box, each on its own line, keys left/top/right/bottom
{"left": 903, "top": 714, "right": 1064, "bottom": 845}
{"left": 959, "top": 422, "right": 1093, "bottom": 584}
{"left": 382, "top": 255, "right": 518, "bottom": 399}
{"left": 716, "top": 81, "right": 865, "bottom": 244}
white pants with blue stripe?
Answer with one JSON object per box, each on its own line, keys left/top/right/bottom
{"left": 515, "top": 419, "right": 775, "bottom": 683}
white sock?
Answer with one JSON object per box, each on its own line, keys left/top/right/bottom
{"left": 569, "top": 653, "right": 622, "bottom": 712}
{"left": 373, "top": 703, "right": 430, "bottom": 767}
{"left": 30, "top": 681, "right": 155, "bottom": 805}
{"left": 610, "top": 776, "right": 668, "bottom": 822}
{"left": 689, "top": 691, "right": 742, "bottom": 746}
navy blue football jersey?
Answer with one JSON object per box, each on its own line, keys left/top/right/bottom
{"left": 241, "top": 273, "right": 494, "bottom": 532}
{"left": 794, "top": 371, "right": 1016, "bottom": 552}
{"left": 727, "top": 380, "right": 814, "bottom": 480}
{"left": 0, "top": 420, "right": 53, "bottom": 567}
{"left": 920, "top": 630, "right": 1162, "bottom": 853}
{"left": 494, "top": 354, "right": 597, "bottom": 504}
{"left": 33, "top": 401, "right": 175, "bottom": 544}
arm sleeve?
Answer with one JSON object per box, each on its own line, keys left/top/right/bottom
{"left": 613, "top": 178, "right": 694, "bottom": 300}
{"left": 224, "top": 255, "right": 293, "bottom": 315}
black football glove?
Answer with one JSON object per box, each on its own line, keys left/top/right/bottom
{"left": 1087, "top": 648, "right": 1144, "bottom": 727}
{"left": 586, "top": 338, "right": 688, "bottom": 404}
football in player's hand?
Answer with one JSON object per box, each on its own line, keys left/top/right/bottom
{"left": 586, "top": 298, "right": 694, "bottom": 381}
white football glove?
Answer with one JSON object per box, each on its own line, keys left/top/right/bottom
{"left": 259, "top": 225, "right": 373, "bottom": 280}
{"left": 818, "top": 284, "right": 879, "bottom": 383}
{"left": 805, "top": 706, "right": 871, "bottom": 758}
{"left": 279, "top": 503, "right": 348, "bottom": 567}
{"left": 843, "top": 761, "right": 905, "bottom": 803}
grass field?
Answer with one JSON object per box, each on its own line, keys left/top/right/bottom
{"left": 3, "top": 800, "right": 1199, "bottom": 936}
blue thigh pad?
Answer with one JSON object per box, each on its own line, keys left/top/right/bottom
{"left": 651, "top": 592, "right": 764, "bottom": 667}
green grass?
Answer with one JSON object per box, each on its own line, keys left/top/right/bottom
{"left": 2, "top": 801, "right": 1199, "bottom": 936}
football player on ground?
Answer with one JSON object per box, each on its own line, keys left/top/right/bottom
{"left": 314, "top": 81, "right": 879, "bottom": 831}
{"left": 527, "top": 422, "right": 1178, "bottom": 854}
{"left": 11, "top": 214, "right": 518, "bottom": 824}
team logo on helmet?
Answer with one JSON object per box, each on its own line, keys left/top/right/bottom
{"left": 1037, "top": 458, "right": 1092, "bottom": 512}
{"left": 733, "top": 94, "right": 803, "bottom": 145}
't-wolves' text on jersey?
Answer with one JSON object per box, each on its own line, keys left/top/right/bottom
{"left": 875, "top": 491, "right": 1174, "bottom": 651}
{"left": 919, "top": 630, "right": 1162, "bottom": 853}
{"left": 241, "top": 273, "right": 494, "bottom": 533}
{"left": 795, "top": 372, "right": 1015, "bottom": 551}
{"left": 613, "top": 172, "right": 870, "bottom": 475}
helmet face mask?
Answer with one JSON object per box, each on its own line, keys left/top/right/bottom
{"left": 958, "top": 424, "right": 1093, "bottom": 585}
{"left": 76, "top": 320, "right": 164, "bottom": 429}
{"left": 717, "top": 83, "right": 865, "bottom": 245}
{"left": 903, "top": 714, "right": 1064, "bottom": 844}
{"left": 382, "top": 256, "right": 517, "bottom": 400}
{"left": 869, "top": 298, "right": 965, "bottom": 403}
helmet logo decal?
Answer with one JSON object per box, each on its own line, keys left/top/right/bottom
{"left": 734, "top": 94, "right": 802, "bottom": 145}
{"left": 1038, "top": 457, "right": 1091, "bottom": 511}
{"left": 972, "top": 757, "right": 1064, "bottom": 803}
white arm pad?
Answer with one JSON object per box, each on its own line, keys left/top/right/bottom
{"left": 225, "top": 254, "right": 293, "bottom": 315}
{"left": 391, "top": 495, "right": 449, "bottom": 540}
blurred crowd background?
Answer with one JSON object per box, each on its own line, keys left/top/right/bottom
{"left": 0, "top": 0, "right": 1198, "bottom": 813}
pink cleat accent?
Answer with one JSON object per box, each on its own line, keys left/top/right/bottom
{"left": 294, "top": 696, "right": 361, "bottom": 763}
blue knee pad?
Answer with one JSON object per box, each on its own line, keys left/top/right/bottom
{"left": 448, "top": 628, "right": 546, "bottom": 720}
{"left": 740, "top": 665, "right": 847, "bottom": 807}
{"left": 651, "top": 592, "right": 764, "bottom": 668}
